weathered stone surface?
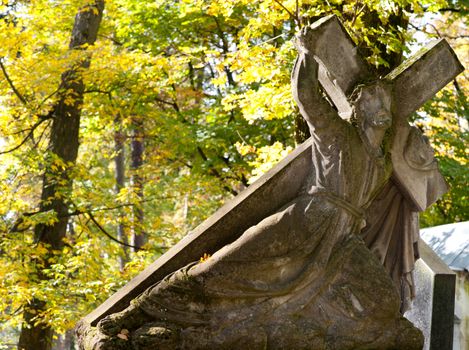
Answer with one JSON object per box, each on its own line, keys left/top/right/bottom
{"left": 391, "top": 122, "right": 449, "bottom": 212}
{"left": 300, "top": 15, "right": 374, "bottom": 120}
{"left": 386, "top": 39, "right": 464, "bottom": 121}
{"left": 77, "top": 15, "right": 463, "bottom": 350}
{"left": 305, "top": 15, "right": 374, "bottom": 96}
{"left": 79, "top": 237, "right": 423, "bottom": 350}
{"left": 387, "top": 38, "right": 463, "bottom": 213}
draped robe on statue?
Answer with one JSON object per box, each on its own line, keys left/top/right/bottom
{"left": 361, "top": 180, "right": 420, "bottom": 310}
{"left": 166, "top": 94, "right": 396, "bottom": 304}
{"left": 361, "top": 123, "right": 445, "bottom": 311}
{"left": 139, "top": 111, "right": 393, "bottom": 321}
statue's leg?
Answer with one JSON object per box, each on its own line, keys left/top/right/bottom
{"left": 97, "top": 194, "right": 336, "bottom": 345}
{"left": 97, "top": 301, "right": 152, "bottom": 336}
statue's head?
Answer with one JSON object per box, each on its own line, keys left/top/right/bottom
{"left": 404, "top": 126, "right": 437, "bottom": 171}
{"left": 350, "top": 80, "right": 393, "bottom": 148}
{"left": 350, "top": 81, "right": 392, "bottom": 130}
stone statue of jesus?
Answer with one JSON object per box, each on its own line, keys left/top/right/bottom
{"left": 80, "top": 22, "right": 431, "bottom": 350}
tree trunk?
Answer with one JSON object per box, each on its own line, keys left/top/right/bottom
{"left": 114, "top": 114, "right": 128, "bottom": 269}
{"left": 360, "top": 6, "right": 409, "bottom": 74}
{"left": 130, "top": 117, "right": 146, "bottom": 251}
{"left": 17, "top": 2, "right": 104, "bottom": 350}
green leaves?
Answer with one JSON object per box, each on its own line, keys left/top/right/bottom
{"left": 0, "top": 0, "right": 466, "bottom": 344}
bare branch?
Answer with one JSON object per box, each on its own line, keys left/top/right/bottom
{"left": 273, "top": 0, "right": 299, "bottom": 24}
{"left": 84, "top": 88, "right": 114, "bottom": 94}
{"left": 98, "top": 34, "right": 124, "bottom": 46}
{"left": 0, "top": 57, "right": 28, "bottom": 105}
{"left": 8, "top": 194, "right": 175, "bottom": 235}
{"left": 296, "top": 0, "right": 299, "bottom": 26}
{"left": 197, "top": 146, "right": 238, "bottom": 196}
{"left": 154, "top": 96, "right": 180, "bottom": 111}
{"left": 352, "top": 3, "right": 367, "bottom": 26}
{"left": 409, "top": 22, "right": 468, "bottom": 41}
{"left": 38, "top": 87, "right": 60, "bottom": 107}
{"left": 87, "top": 211, "right": 145, "bottom": 250}
{"left": 0, "top": 116, "right": 51, "bottom": 155}
{"left": 438, "top": 7, "right": 462, "bottom": 12}
{"left": 426, "top": 23, "right": 442, "bottom": 38}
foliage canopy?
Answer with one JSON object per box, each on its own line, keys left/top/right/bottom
{"left": 0, "top": 0, "right": 466, "bottom": 346}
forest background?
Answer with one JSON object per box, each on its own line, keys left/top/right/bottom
{"left": 0, "top": 0, "right": 467, "bottom": 349}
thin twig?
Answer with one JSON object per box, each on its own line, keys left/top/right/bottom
{"left": 0, "top": 57, "right": 28, "bottom": 105}
{"left": 438, "top": 7, "right": 461, "bottom": 12}
{"left": 296, "top": 0, "right": 300, "bottom": 26}
{"left": 87, "top": 211, "right": 145, "bottom": 250}
{"left": 39, "top": 88, "right": 60, "bottom": 105}
{"left": 352, "top": 3, "right": 367, "bottom": 26}
{"left": 0, "top": 117, "right": 50, "bottom": 155}
{"left": 98, "top": 34, "right": 124, "bottom": 46}
{"left": 33, "top": 118, "right": 52, "bottom": 150}
{"left": 426, "top": 23, "right": 442, "bottom": 38}
{"left": 0, "top": 125, "right": 39, "bottom": 155}
{"left": 197, "top": 146, "right": 238, "bottom": 196}
{"left": 273, "top": 0, "right": 299, "bottom": 25}
{"left": 409, "top": 22, "right": 468, "bottom": 40}
{"left": 252, "top": 33, "right": 289, "bottom": 47}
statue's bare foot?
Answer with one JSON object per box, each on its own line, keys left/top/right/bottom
{"left": 97, "top": 303, "right": 150, "bottom": 336}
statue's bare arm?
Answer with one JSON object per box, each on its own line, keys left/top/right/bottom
{"left": 291, "top": 49, "right": 338, "bottom": 130}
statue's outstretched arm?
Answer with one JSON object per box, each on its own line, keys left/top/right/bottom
{"left": 291, "top": 49, "right": 338, "bottom": 130}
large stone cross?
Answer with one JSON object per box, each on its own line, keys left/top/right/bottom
{"left": 302, "top": 15, "right": 463, "bottom": 211}
{"left": 80, "top": 16, "right": 463, "bottom": 329}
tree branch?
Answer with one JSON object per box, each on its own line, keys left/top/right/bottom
{"left": 0, "top": 57, "right": 28, "bottom": 105}
{"left": 98, "top": 34, "right": 124, "bottom": 46}
{"left": 0, "top": 117, "right": 51, "bottom": 155}
{"left": 87, "top": 211, "right": 145, "bottom": 250}
{"left": 409, "top": 22, "right": 469, "bottom": 40}
{"left": 273, "top": 0, "right": 299, "bottom": 25}
{"left": 197, "top": 146, "right": 238, "bottom": 195}
{"left": 154, "top": 96, "right": 180, "bottom": 111}
{"left": 438, "top": 7, "right": 462, "bottom": 12}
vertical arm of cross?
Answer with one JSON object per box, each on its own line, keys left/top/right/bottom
{"left": 297, "top": 15, "right": 375, "bottom": 119}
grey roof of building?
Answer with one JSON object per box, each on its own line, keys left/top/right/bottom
{"left": 421, "top": 221, "right": 469, "bottom": 271}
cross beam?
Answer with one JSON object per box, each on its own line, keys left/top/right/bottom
{"left": 302, "top": 16, "right": 463, "bottom": 120}
{"left": 387, "top": 39, "right": 463, "bottom": 211}
{"left": 386, "top": 38, "right": 464, "bottom": 120}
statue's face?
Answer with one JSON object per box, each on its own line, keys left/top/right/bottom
{"left": 354, "top": 83, "right": 392, "bottom": 130}
{"left": 404, "top": 127, "right": 437, "bottom": 170}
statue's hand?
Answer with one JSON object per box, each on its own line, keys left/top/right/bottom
{"left": 295, "top": 33, "right": 308, "bottom": 54}
{"left": 295, "top": 26, "right": 315, "bottom": 54}
{"left": 97, "top": 314, "right": 123, "bottom": 336}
